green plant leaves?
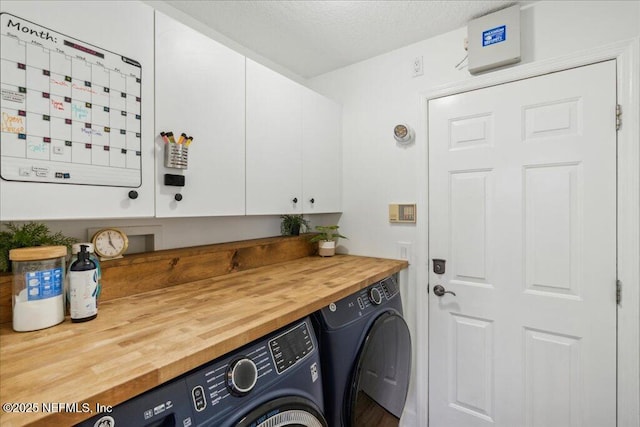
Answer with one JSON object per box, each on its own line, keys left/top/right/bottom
{"left": 0, "top": 222, "right": 77, "bottom": 272}
{"left": 308, "top": 225, "right": 347, "bottom": 243}
{"left": 280, "top": 215, "right": 310, "bottom": 236}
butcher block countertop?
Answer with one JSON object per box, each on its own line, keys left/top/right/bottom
{"left": 0, "top": 252, "right": 408, "bottom": 426}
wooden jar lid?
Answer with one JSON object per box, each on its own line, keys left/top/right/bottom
{"left": 9, "top": 246, "right": 68, "bottom": 261}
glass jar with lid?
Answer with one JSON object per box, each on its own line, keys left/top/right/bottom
{"left": 9, "top": 246, "right": 67, "bottom": 331}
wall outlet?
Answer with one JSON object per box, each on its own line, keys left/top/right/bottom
{"left": 412, "top": 56, "right": 424, "bottom": 77}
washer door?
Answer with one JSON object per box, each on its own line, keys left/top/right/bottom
{"left": 347, "top": 311, "right": 411, "bottom": 426}
{"left": 235, "top": 396, "right": 327, "bottom": 427}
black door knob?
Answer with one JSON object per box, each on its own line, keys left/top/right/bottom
{"left": 433, "top": 285, "right": 456, "bottom": 297}
{"left": 292, "top": 197, "right": 298, "bottom": 203}
{"left": 310, "top": 198, "right": 315, "bottom": 204}
{"left": 174, "top": 194, "right": 183, "bottom": 201}
{"left": 128, "top": 190, "right": 138, "bottom": 200}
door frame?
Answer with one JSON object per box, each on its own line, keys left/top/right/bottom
{"left": 415, "top": 38, "right": 639, "bottom": 427}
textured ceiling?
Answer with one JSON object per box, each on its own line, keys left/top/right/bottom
{"left": 165, "top": 0, "right": 521, "bottom": 79}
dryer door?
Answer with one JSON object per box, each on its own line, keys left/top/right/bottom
{"left": 235, "top": 396, "right": 327, "bottom": 427}
{"left": 348, "top": 311, "right": 411, "bottom": 426}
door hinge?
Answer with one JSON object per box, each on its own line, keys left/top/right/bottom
{"left": 616, "top": 104, "right": 622, "bottom": 131}
{"left": 616, "top": 279, "right": 622, "bottom": 305}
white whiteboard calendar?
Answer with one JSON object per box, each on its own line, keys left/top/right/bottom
{"left": 0, "top": 13, "right": 142, "bottom": 187}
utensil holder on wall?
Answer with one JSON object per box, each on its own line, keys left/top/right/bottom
{"left": 164, "top": 143, "right": 188, "bottom": 169}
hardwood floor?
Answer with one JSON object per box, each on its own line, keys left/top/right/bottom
{"left": 353, "top": 391, "right": 400, "bottom": 427}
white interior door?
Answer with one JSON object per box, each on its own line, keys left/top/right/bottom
{"left": 428, "top": 61, "right": 617, "bottom": 427}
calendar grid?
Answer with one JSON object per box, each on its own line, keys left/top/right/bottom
{"left": 0, "top": 13, "right": 142, "bottom": 187}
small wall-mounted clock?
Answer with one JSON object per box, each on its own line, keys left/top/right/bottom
{"left": 92, "top": 228, "right": 129, "bottom": 260}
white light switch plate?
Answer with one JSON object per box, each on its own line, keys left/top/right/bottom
{"left": 397, "top": 241, "right": 412, "bottom": 264}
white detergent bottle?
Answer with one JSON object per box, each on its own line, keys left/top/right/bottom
{"left": 69, "top": 244, "right": 98, "bottom": 322}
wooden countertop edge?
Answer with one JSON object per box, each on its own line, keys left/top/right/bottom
{"left": 0, "top": 255, "right": 408, "bottom": 427}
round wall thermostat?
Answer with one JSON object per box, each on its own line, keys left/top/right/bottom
{"left": 393, "top": 124, "right": 414, "bottom": 145}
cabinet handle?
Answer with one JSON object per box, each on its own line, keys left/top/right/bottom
{"left": 128, "top": 190, "right": 138, "bottom": 200}
{"left": 310, "top": 198, "right": 315, "bottom": 204}
{"left": 292, "top": 197, "right": 298, "bottom": 204}
{"left": 174, "top": 194, "right": 183, "bottom": 202}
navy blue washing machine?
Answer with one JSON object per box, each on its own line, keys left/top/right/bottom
{"left": 312, "top": 273, "right": 411, "bottom": 427}
{"left": 76, "top": 317, "right": 326, "bottom": 427}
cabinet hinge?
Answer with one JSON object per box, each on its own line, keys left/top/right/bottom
{"left": 616, "top": 279, "right": 622, "bottom": 305}
{"left": 616, "top": 104, "right": 622, "bottom": 131}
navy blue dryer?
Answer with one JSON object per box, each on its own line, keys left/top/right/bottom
{"left": 77, "top": 317, "right": 326, "bottom": 427}
{"left": 313, "top": 274, "right": 411, "bottom": 427}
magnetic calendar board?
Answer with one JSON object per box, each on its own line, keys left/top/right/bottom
{"left": 0, "top": 13, "right": 142, "bottom": 187}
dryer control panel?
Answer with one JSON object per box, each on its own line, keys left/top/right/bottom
{"left": 320, "top": 274, "right": 401, "bottom": 330}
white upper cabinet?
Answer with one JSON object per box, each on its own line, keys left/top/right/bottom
{"left": 0, "top": 5, "right": 339, "bottom": 221}
{"left": 246, "top": 59, "right": 303, "bottom": 215}
{"left": 246, "top": 60, "right": 342, "bottom": 215}
{"left": 155, "top": 12, "right": 245, "bottom": 217}
{"left": 0, "top": 1, "right": 155, "bottom": 220}
{"left": 302, "top": 87, "right": 342, "bottom": 213}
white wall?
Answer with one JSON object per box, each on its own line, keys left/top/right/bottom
{"left": 307, "top": 1, "right": 640, "bottom": 424}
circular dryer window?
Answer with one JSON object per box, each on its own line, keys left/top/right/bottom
{"left": 236, "top": 396, "right": 328, "bottom": 427}
{"left": 348, "top": 311, "right": 412, "bottom": 425}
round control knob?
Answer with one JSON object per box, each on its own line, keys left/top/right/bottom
{"left": 369, "top": 287, "right": 383, "bottom": 305}
{"left": 226, "top": 357, "right": 258, "bottom": 396}
{"left": 128, "top": 190, "right": 138, "bottom": 200}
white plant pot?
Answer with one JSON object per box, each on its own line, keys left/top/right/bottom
{"left": 318, "top": 240, "right": 336, "bottom": 257}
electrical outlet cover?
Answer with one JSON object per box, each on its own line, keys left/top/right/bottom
{"left": 412, "top": 56, "right": 424, "bottom": 77}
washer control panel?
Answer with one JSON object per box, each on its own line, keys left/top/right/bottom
{"left": 269, "top": 321, "right": 314, "bottom": 374}
{"left": 226, "top": 357, "right": 258, "bottom": 396}
{"left": 320, "top": 274, "right": 400, "bottom": 329}
{"left": 184, "top": 318, "right": 316, "bottom": 425}
{"left": 369, "top": 287, "right": 383, "bottom": 305}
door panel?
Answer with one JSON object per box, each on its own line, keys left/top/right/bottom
{"left": 428, "top": 61, "right": 617, "bottom": 427}
{"left": 449, "top": 313, "right": 494, "bottom": 421}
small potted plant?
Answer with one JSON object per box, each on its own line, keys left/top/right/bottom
{"left": 309, "top": 225, "right": 347, "bottom": 257}
{"left": 280, "top": 214, "right": 309, "bottom": 236}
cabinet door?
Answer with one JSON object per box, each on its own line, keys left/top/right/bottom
{"left": 302, "top": 88, "right": 342, "bottom": 213}
{"left": 246, "top": 59, "right": 302, "bottom": 215}
{"left": 155, "top": 12, "right": 245, "bottom": 217}
{"left": 0, "top": 2, "right": 155, "bottom": 220}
